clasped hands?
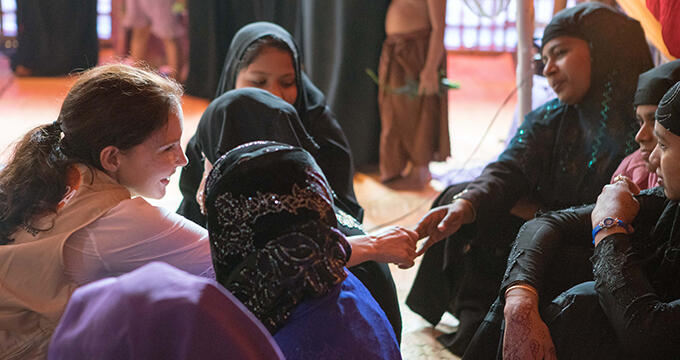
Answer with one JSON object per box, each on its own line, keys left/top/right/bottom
{"left": 591, "top": 175, "right": 640, "bottom": 246}
{"left": 355, "top": 198, "right": 476, "bottom": 269}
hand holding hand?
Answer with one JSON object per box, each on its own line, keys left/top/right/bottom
{"left": 346, "top": 226, "right": 418, "bottom": 268}
{"left": 414, "top": 199, "right": 474, "bottom": 256}
{"left": 593, "top": 176, "right": 640, "bottom": 224}
{"left": 370, "top": 226, "right": 419, "bottom": 268}
{"left": 503, "top": 287, "right": 557, "bottom": 360}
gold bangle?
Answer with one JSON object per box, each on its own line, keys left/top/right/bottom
{"left": 505, "top": 283, "right": 538, "bottom": 299}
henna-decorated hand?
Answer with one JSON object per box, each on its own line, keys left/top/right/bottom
{"left": 503, "top": 289, "right": 557, "bottom": 360}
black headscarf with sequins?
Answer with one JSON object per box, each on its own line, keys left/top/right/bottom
{"left": 656, "top": 81, "right": 680, "bottom": 136}
{"left": 542, "top": 3, "right": 653, "bottom": 162}
{"left": 504, "top": 2, "right": 653, "bottom": 210}
{"left": 204, "top": 141, "right": 350, "bottom": 334}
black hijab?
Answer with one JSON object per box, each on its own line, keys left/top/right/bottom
{"left": 204, "top": 141, "right": 350, "bottom": 334}
{"left": 196, "top": 88, "right": 318, "bottom": 164}
{"left": 213, "top": 21, "right": 363, "bottom": 221}
{"left": 541, "top": 3, "right": 653, "bottom": 157}
{"left": 635, "top": 60, "right": 680, "bottom": 107}
{"left": 512, "top": 2, "right": 653, "bottom": 210}
{"left": 656, "top": 81, "right": 680, "bottom": 136}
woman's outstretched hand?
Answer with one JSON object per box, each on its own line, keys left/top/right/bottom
{"left": 414, "top": 199, "right": 475, "bottom": 256}
{"left": 503, "top": 287, "right": 557, "bottom": 360}
{"left": 346, "top": 226, "right": 419, "bottom": 268}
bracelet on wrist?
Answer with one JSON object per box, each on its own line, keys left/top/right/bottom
{"left": 591, "top": 217, "right": 633, "bottom": 244}
{"left": 505, "top": 283, "right": 538, "bottom": 300}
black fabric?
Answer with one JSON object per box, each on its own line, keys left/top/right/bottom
{"left": 299, "top": 0, "right": 390, "bottom": 167}
{"left": 197, "top": 88, "right": 318, "bottom": 165}
{"left": 184, "top": 1, "right": 387, "bottom": 167}
{"left": 500, "top": 204, "right": 596, "bottom": 302}
{"left": 634, "top": 60, "right": 680, "bottom": 106}
{"left": 184, "top": 0, "right": 300, "bottom": 99}
{"left": 466, "top": 187, "right": 680, "bottom": 358}
{"left": 11, "top": 0, "right": 98, "bottom": 76}
{"left": 464, "top": 283, "right": 626, "bottom": 360}
{"left": 204, "top": 141, "right": 350, "bottom": 334}
{"left": 177, "top": 88, "right": 317, "bottom": 226}
{"left": 591, "top": 203, "right": 680, "bottom": 358}
{"left": 407, "top": 3, "right": 652, "bottom": 355}
{"left": 656, "top": 81, "right": 680, "bottom": 136}
{"left": 176, "top": 91, "right": 401, "bottom": 341}
{"left": 209, "top": 21, "right": 362, "bottom": 221}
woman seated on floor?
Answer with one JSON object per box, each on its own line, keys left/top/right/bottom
{"left": 185, "top": 87, "right": 417, "bottom": 341}
{"left": 465, "top": 80, "right": 680, "bottom": 359}
{"left": 202, "top": 141, "right": 401, "bottom": 359}
{"left": 407, "top": 3, "right": 653, "bottom": 355}
{"left": 0, "top": 64, "right": 212, "bottom": 359}
{"left": 465, "top": 59, "right": 680, "bottom": 357}
{"left": 48, "top": 262, "right": 284, "bottom": 360}
{"left": 179, "top": 21, "right": 361, "bottom": 224}
{"left": 609, "top": 60, "right": 680, "bottom": 189}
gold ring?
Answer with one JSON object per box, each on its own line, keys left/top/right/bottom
{"left": 613, "top": 174, "right": 627, "bottom": 183}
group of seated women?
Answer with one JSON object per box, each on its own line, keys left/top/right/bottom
{"left": 2, "top": 2, "right": 680, "bottom": 359}
{"left": 0, "top": 20, "right": 412, "bottom": 360}
{"left": 406, "top": 2, "right": 680, "bottom": 359}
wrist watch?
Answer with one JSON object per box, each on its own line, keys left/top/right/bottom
{"left": 592, "top": 217, "right": 632, "bottom": 243}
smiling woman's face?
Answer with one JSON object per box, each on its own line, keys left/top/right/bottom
{"left": 542, "top": 36, "right": 592, "bottom": 105}
{"left": 112, "top": 105, "right": 188, "bottom": 199}
{"left": 235, "top": 46, "right": 298, "bottom": 105}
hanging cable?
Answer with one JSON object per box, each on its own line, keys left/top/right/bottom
{"left": 366, "top": 74, "right": 533, "bottom": 232}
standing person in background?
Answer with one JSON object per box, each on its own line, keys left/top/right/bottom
{"left": 378, "top": 0, "right": 450, "bottom": 189}
{"left": 123, "top": 0, "right": 187, "bottom": 80}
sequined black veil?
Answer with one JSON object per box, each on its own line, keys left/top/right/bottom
{"left": 503, "top": 2, "right": 654, "bottom": 211}
{"left": 204, "top": 141, "right": 351, "bottom": 333}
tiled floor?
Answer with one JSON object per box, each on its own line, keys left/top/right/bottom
{"left": 0, "top": 50, "right": 517, "bottom": 359}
